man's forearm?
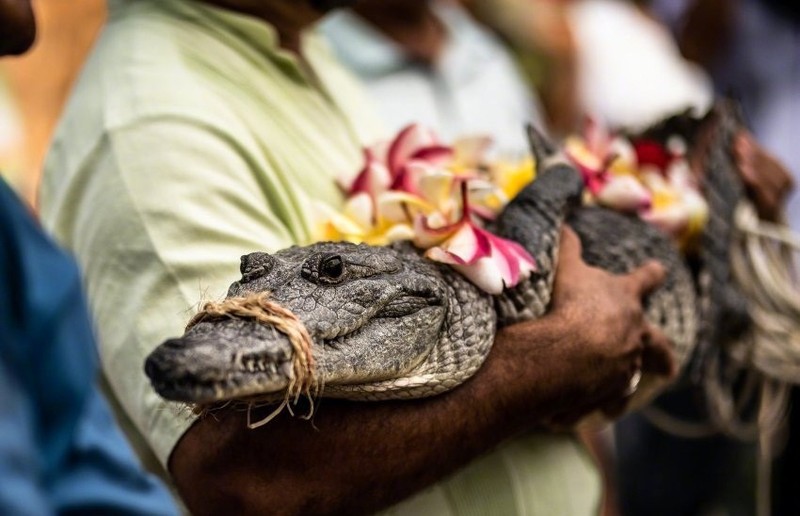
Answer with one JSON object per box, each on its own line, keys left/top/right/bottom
{"left": 169, "top": 314, "right": 579, "bottom": 516}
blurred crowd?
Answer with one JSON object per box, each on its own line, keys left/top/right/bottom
{"left": 1, "top": 0, "right": 798, "bottom": 515}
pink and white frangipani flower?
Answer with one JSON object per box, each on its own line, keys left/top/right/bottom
{"left": 376, "top": 190, "right": 432, "bottom": 225}
{"left": 639, "top": 161, "right": 709, "bottom": 243}
{"left": 334, "top": 124, "right": 493, "bottom": 248}
{"left": 314, "top": 193, "right": 417, "bottom": 246}
{"left": 385, "top": 125, "right": 454, "bottom": 192}
{"left": 641, "top": 203, "right": 690, "bottom": 236}
{"left": 565, "top": 139, "right": 610, "bottom": 195}
{"left": 392, "top": 159, "right": 447, "bottom": 198}
{"left": 386, "top": 125, "right": 440, "bottom": 173}
{"left": 466, "top": 178, "right": 507, "bottom": 220}
{"left": 414, "top": 182, "right": 536, "bottom": 295}
{"left": 596, "top": 175, "right": 652, "bottom": 212}
{"left": 346, "top": 147, "right": 392, "bottom": 199}
{"left": 565, "top": 117, "right": 639, "bottom": 196}
{"left": 343, "top": 124, "right": 454, "bottom": 199}
{"left": 452, "top": 135, "right": 494, "bottom": 170}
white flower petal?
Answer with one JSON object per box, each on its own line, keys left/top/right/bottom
{"left": 344, "top": 193, "right": 375, "bottom": 230}
{"left": 452, "top": 258, "right": 506, "bottom": 295}
{"left": 598, "top": 175, "right": 652, "bottom": 212}
{"left": 642, "top": 205, "right": 689, "bottom": 236}
{"left": 383, "top": 224, "right": 416, "bottom": 243}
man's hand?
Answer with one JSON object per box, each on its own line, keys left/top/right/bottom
{"left": 496, "top": 227, "right": 676, "bottom": 428}
{"left": 734, "top": 131, "right": 795, "bottom": 221}
{"left": 552, "top": 227, "right": 676, "bottom": 414}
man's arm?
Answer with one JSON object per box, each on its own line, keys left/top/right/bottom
{"left": 170, "top": 228, "right": 676, "bottom": 516}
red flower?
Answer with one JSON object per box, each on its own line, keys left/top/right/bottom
{"left": 632, "top": 139, "right": 672, "bottom": 172}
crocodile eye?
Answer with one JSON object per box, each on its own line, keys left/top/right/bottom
{"left": 320, "top": 255, "right": 344, "bottom": 280}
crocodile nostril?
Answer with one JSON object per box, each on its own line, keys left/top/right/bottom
{"left": 144, "top": 354, "right": 161, "bottom": 381}
{"left": 240, "top": 252, "right": 275, "bottom": 281}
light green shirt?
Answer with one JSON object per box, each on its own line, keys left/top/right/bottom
{"left": 40, "top": 1, "right": 601, "bottom": 514}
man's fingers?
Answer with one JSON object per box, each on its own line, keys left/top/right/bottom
{"left": 559, "top": 225, "right": 582, "bottom": 253}
{"left": 734, "top": 130, "right": 795, "bottom": 221}
{"left": 557, "top": 226, "right": 584, "bottom": 267}
{"left": 625, "top": 260, "right": 667, "bottom": 297}
{"left": 734, "top": 132, "right": 754, "bottom": 175}
{"left": 641, "top": 324, "right": 677, "bottom": 378}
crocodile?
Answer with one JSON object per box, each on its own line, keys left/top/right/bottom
{"left": 145, "top": 114, "right": 746, "bottom": 409}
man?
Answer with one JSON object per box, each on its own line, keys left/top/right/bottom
{"left": 40, "top": 1, "right": 674, "bottom": 514}
{"left": 0, "top": 2, "right": 176, "bottom": 513}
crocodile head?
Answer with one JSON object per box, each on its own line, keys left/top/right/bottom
{"left": 145, "top": 241, "right": 453, "bottom": 404}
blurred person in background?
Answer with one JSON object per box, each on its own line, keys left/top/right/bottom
{"left": 462, "top": 0, "right": 713, "bottom": 135}
{"left": 40, "top": 0, "right": 677, "bottom": 514}
{"left": 0, "top": 1, "right": 177, "bottom": 514}
{"left": 460, "top": 0, "right": 582, "bottom": 135}
{"left": 320, "top": 0, "right": 546, "bottom": 155}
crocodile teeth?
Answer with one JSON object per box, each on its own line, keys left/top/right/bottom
{"left": 239, "top": 356, "right": 277, "bottom": 374}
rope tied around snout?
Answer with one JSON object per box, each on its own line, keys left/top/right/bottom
{"left": 185, "top": 293, "right": 317, "bottom": 410}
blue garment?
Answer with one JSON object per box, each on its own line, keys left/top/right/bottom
{"left": 0, "top": 179, "right": 177, "bottom": 515}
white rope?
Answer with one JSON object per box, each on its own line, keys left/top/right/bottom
{"left": 641, "top": 405, "right": 718, "bottom": 439}
{"left": 643, "top": 201, "right": 799, "bottom": 516}
{"left": 721, "top": 202, "right": 798, "bottom": 516}
{"left": 731, "top": 203, "right": 800, "bottom": 384}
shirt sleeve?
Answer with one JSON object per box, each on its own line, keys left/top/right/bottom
{"left": 52, "top": 388, "right": 179, "bottom": 516}
{"left": 44, "top": 116, "right": 297, "bottom": 465}
{"left": 0, "top": 361, "right": 50, "bottom": 516}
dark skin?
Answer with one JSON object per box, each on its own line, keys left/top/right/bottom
{"left": 0, "top": 0, "right": 35, "bottom": 56}
{"left": 171, "top": 227, "right": 676, "bottom": 515}
{"left": 734, "top": 131, "right": 794, "bottom": 222}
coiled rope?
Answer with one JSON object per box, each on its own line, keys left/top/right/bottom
{"left": 186, "top": 293, "right": 318, "bottom": 427}
{"left": 644, "top": 201, "right": 799, "bottom": 516}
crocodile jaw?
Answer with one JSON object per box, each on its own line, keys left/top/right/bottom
{"left": 145, "top": 319, "right": 294, "bottom": 404}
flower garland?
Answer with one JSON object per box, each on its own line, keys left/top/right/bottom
{"left": 316, "top": 122, "right": 708, "bottom": 295}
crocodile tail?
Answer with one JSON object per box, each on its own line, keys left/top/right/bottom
{"left": 694, "top": 100, "right": 751, "bottom": 377}
{"left": 525, "top": 122, "right": 557, "bottom": 167}
{"left": 493, "top": 125, "right": 585, "bottom": 325}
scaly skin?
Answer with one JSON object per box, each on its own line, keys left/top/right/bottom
{"left": 146, "top": 241, "right": 496, "bottom": 403}
{"left": 145, "top": 123, "right": 709, "bottom": 408}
